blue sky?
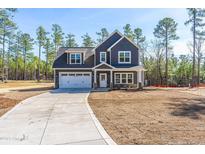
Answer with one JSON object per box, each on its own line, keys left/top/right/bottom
{"left": 14, "top": 8, "right": 192, "bottom": 58}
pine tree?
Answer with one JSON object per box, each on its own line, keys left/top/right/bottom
{"left": 185, "top": 8, "right": 205, "bottom": 87}
{"left": 36, "top": 26, "right": 47, "bottom": 82}
{"left": 51, "top": 24, "right": 64, "bottom": 55}
{"left": 96, "top": 28, "right": 109, "bottom": 43}
{"left": 43, "top": 37, "right": 54, "bottom": 80}
{"left": 154, "top": 17, "right": 179, "bottom": 86}
{"left": 123, "top": 24, "right": 134, "bottom": 40}
{"left": 0, "top": 9, "right": 16, "bottom": 80}
{"left": 19, "top": 33, "right": 34, "bottom": 80}
{"left": 65, "top": 33, "right": 78, "bottom": 47}
{"left": 81, "top": 33, "right": 95, "bottom": 47}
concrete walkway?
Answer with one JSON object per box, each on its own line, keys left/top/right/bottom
{"left": 0, "top": 89, "right": 115, "bottom": 145}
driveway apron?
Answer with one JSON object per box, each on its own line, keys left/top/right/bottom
{"left": 0, "top": 89, "right": 107, "bottom": 145}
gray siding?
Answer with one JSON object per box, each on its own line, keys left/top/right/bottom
{"left": 110, "top": 37, "right": 139, "bottom": 67}
{"left": 53, "top": 53, "right": 94, "bottom": 68}
{"left": 55, "top": 70, "right": 140, "bottom": 89}
{"left": 95, "top": 32, "right": 122, "bottom": 65}
{"left": 95, "top": 64, "right": 113, "bottom": 69}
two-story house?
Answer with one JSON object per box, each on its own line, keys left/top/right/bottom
{"left": 53, "top": 30, "right": 145, "bottom": 89}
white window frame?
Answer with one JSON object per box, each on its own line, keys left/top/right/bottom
{"left": 100, "top": 52, "right": 106, "bottom": 63}
{"left": 70, "top": 53, "right": 82, "bottom": 64}
{"left": 118, "top": 51, "right": 131, "bottom": 64}
{"left": 114, "top": 73, "right": 134, "bottom": 84}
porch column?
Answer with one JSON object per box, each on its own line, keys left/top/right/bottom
{"left": 94, "top": 69, "right": 97, "bottom": 89}
{"left": 142, "top": 70, "right": 144, "bottom": 86}
{"left": 138, "top": 70, "right": 142, "bottom": 89}
{"left": 54, "top": 69, "right": 56, "bottom": 88}
{"left": 110, "top": 70, "right": 113, "bottom": 89}
{"left": 138, "top": 70, "right": 142, "bottom": 83}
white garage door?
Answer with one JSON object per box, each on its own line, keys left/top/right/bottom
{"left": 59, "top": 72, "right": 92, "bottom": 88}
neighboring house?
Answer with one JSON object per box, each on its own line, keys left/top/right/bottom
{"left": 53, "top": 30, "right": 145, "bottom": 89}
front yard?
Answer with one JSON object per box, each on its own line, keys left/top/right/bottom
{"left": 0, "top": 80, "right": 53, "bottom": 89}
{"left": 0, "top": 81, "right": 53, "bottom": 117}
{"left": 88, "top": 87, "right": 205, "bottom": 144}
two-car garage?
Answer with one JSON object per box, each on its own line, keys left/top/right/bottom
{"left": 58, "top": 72, "right": 92, "bottom": 88}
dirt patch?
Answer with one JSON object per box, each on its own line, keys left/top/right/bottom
{"left": 0, "top": 86, "right": 53, "bottom": 117}
{"left": 0, "top": 80, "right": 53, "bottom": 89}
{"left": 88, "top": 88, "right": 205, "bottom": 144}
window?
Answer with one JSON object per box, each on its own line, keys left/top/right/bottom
{"left": 61, "top": 74, "right": 68, "bottom": 76}
{"left": 69, "top": 74, "right": 75, "bottom": 76}
{"left": 70, "top": 53, "right": 81, "bottom": 64}
{"left": 76, "top": 73, "right": 82, "bottom": 76}
{"left": 121, "top": 74, "right": 127, "bottom": 83}
{"left": 128, "top": 74, "right": 133, "bottom": 83}
{"left": 100, "top": 52, "right": 106, "bottom": 63}
{"left": 114, "top": 73, "right": 133, "bottom": 84}
{"left": 84, "top": 73, "right": 90, "bottom": 76}
{"left": 115, "top": 74, "right": 120, "bottom": 84}
{"left": 118, "top": 51, "right": 131, "bottom": 63}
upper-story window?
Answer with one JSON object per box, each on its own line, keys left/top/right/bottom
{"left": 100, "top": 52, "right": 106, "bottom": 63}
{"left": 118, "top": 51, "right": 131, "bottom": 64}
{"left": 70, "top": 53, "right": 81, "bottom": 64}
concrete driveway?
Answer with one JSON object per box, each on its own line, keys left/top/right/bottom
{"left": 0, "top": 89, "right": 113, "bottom": 145}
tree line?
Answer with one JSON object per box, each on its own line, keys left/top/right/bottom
{"left": 0, "top": 8, "right": 205, "bottom": 87}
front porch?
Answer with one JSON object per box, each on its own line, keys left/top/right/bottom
{"left": 92, "top": 62, "right": 145, "bottom": 90}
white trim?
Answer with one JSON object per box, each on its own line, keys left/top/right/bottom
{"left": 99, "top": 73, "right": 107, "bottom": 88}
{"left": 65, "top": 50, "right": 85, "bottom": 53}
{"left": 110, "top": 50, "right": 112, "bottom": 65}
{"left": 114, "top": 73, "right": 134, "bottom": 84}
{"left": 53, "top": 66, "right": 145, "bottom": 71}
{"left": 83, "top": 52, "right": 85, "bottom": 64}
{"left": 113, "top": 68, "right": 145, "bottom": 71}
{"left": 54, "top": 69, "right": 56, "bottom": 88}
{"left": 92, "top": 62, "right": 115, "bottom": 69}
{"left": 118, "top": 51, "right": 131, "bottom": 64}
{"left": 92, "top": 30, "right": 123, "bottom": 67}
{"left": 53, "top": 68, "right": 92, "bottom": 70}
{"left": 100, "top": 52, "right": 106, "bottom": 63}
{"left": 70, "top": 53, "right": 82, "bottom": 64}
{"left": 107, "top": 37, "right": 124, "bottom": 51}
{"left": 59, "top": 72, "right": 92, "bottom": 76}
{"left": 138, "top": 70, "right": 142, "bottom": 83}
{"left": 95, "top": 69, "right": 113, "bottom": 71}
{"left": 107, "top": 36, "right": 140, "bottom": 52}
{"left": 123, "top": 35, "right": 141, "bottom": 49}
{"left": 92, "top": 30, "right": 123, "bottom": 52}
{"left": 66, "top": 53, "right": 68, "bottom": 64}
{"left": 110, "top": 70, "right": 113, "bottom": 87}
{"left": 59, "top": 72, "right": 92, "bottom": 88}
{"left": 94, "top": 51, "right": 96, "bottom": 66}
{"left": 94, "top": 69, "right": 97, "bottom": 83}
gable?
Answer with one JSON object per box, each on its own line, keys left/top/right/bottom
{"left": 94, "top": 64, "right": 113, "bottom": 69}
{"left": 108, "top": 37, "right": 139, "bottom": 51}
{"left": 109, "top": 37, "right": 140, "bottom": 66}
{"left": 95, "top": 32, "right": 122, "bottom": 52}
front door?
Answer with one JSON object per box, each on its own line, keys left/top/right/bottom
{"left": 100, "top": 73, "right": 107, "bottom": 88}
